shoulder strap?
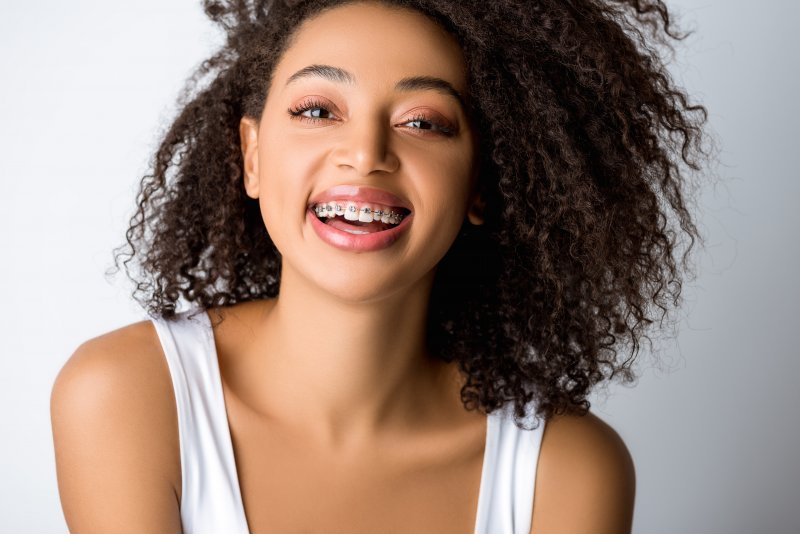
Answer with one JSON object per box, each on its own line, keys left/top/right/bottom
{"left": 474, "top": 404, "right": 546, "bottom": 534}
{"left": 151, "top": 310, "right": 249, "bottom": 534}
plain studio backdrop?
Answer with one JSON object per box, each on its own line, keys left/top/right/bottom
{"left": 1, "top": 1, "right": 797, "bottom": 532}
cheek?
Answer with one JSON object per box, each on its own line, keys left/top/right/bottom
{"left": 257, "top": 132, "right": 312, "bottom": 212}
{"left": 255, "top": 132, "right": 324, "bottom": 252}
{"left": 411, "top": 151, "right": 475, "bottom": 216}
{"left": 255, "top": 146, "right": 296, "bottom": 247}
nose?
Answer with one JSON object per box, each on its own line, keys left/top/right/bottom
{"left": 330, "top": 116, "right": 400, "bottom": 176}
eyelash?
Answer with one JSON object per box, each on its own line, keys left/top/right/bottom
{"left": 287, "top": 98, "right": 330, "bottom": 122}
{"left": 287, "top": 99, "right": 455, "bottom": 137}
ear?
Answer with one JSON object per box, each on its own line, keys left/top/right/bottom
{"left": 467, "top": 190, "right": 485, "bottom": 226}
{"left": 239, "top": 117, "right": 261, "bottom": 199}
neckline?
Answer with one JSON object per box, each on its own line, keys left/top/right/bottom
{"left": 198, "top": 308, "right": 495, "bottom": 534}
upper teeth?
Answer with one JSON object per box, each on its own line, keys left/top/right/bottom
{"left": 314, "top": 202, "right": 406, "bottom": 225}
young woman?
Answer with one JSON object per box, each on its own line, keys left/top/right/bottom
{"left": 51, "top": 0, "right": 707, "bottom": 532}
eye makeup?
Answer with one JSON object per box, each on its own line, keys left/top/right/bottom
{"left": 287, "top": 99, "right": 459, "bottom": 137}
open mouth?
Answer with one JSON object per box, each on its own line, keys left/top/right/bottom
{"left": 312, "top": 202, "right": 412, "bottom": 235}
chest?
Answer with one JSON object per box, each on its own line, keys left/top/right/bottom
{"left": 227, "top": 408, "right": 486, "bottom": 534}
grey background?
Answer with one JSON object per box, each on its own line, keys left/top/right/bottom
{"left": 1, "top": 0, "right": 797, "bottom": 532}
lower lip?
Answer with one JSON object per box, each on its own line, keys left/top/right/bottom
{"left": 308, "top": 208, "right": 413, "bottom": 252}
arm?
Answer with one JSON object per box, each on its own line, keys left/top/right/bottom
{"left": 530, "top": 411, "right": 636, "bottom": 534}
{"left": 50, "top": 324, "right": 182, "bottom": 533}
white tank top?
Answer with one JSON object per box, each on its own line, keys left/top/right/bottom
{"left": 152, "top": 309, "right": 546, "bottom": 534}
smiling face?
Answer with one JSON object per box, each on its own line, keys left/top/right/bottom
{"left": 240, "top": 1, "right": 481, "bottom": 303}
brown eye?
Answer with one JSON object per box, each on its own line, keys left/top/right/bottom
{"left": 407, "top": 119, "right": 433, "bottom": 130}
{"left": 287, "top": 99, "right": 337, "bottom": 123}
{"left": 301, "top": 107, "right": 332, "bottom": 119}
{"left": 402, "top": 115, "right": 455, "bottom": 136}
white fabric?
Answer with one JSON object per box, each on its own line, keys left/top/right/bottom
{"left": 152, "top": 310, "right": 249, "bottom": 534}
{"left": 152, "top": 309, "right": 546, "bottom": 534}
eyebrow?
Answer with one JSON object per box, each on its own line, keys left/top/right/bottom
{"left": 285, "top": 64, "right": 466, "bottom": 106}
{"left": 286, "top": 64, "right": 355, "bottom": 85}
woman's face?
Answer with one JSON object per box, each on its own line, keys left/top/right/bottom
{"left": 241, "top": 1, "right": 479, "bottom": 302}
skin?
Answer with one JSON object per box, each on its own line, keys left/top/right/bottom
{"left": 235, "top": 1, "right": 482, "bottom": 448}
{"left": 51, "top": 3, "right": 635, "bottom": 533}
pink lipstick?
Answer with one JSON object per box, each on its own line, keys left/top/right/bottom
{"left": 308, "top": 185, "right": 412, "bottom": 211}
{"left": 307, "top": 185, "right": 414, "bottom": 252}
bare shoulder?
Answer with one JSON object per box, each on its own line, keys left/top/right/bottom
{"left": 54, "top": 320, "right": 166, "bottom": 389}
{"left": 530, "top": 410, "right": 636, "bottom": 534}
{"left": 50, "top": 320, "right": 182, "bottom": 533}
{"left": 51, "top": 321, "right": 173, "bottom": 431}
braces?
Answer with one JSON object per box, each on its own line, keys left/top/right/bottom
{"left": 313, "top": 203, "right": 405, "bottom": 222}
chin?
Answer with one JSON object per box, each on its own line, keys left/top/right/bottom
{"left": 293, "top": 259, "right": 434, "bottom": 307}
{"left": 317, "top": 269, "right": 419, "bottom": 305}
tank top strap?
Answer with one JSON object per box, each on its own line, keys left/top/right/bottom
{"left": 473, "top": 403, "right": 546, "bottom": 534}
{"left": 151, "top": 309, "right": 249, "bottom": 534}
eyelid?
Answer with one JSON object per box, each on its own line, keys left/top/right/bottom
{"left": 396, "top": 108, "right": 458, "bottom": 136}
{"left": 287, "top": 98, "right": 458, "bottom": 136}
{"left": 287, "top": 96, "right": 342, "bottom": 122}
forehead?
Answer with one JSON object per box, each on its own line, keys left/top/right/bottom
{"left": 273, "top": 2, "right": 468, "bottom": 92}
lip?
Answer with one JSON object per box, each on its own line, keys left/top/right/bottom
{"left": 308, "top": 207, "right": 413, "bottom": 252}
{"left": 308, "top": 185, "right": 413, "bottom": 212}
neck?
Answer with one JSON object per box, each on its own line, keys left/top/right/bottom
{"left": 234, "top": 264, "right": 456, "bottom": 450}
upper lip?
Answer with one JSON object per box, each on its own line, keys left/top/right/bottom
{"left": 308, "top": 185, "right": 413, "bottom": 212}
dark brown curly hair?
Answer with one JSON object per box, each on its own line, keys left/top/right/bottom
{"left": 111, "top": 0, "right": 708, "bottom": 428}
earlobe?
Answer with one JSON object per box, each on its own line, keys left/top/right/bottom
{"left": 239, "top": 117, "right": 260, "bottom": 199}
{"left": 467, "top": 192, "right": 485, "bottom": 226}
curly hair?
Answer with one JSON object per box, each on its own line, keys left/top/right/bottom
{"left": 111, "top": 0, "right": 708, "bottom": 428}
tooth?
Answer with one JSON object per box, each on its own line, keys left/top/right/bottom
{"left": 342, "top": 228, "right": 369, "bottom": 235}
{"left": 359, "top": 206, "right": 373, "bottom": 223}
{"left": 316, "top": 199, "right": 407, "bottom": 224}
{"left": 345, "top": 203, "right": 359, "bottom": 221}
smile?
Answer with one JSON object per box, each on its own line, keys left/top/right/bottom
{"left": 308, "top": 205, "right": 413, "bottom": 252}
{"left": 307, "top": 184, "right": 414, "bottom": 251}
{"left": 313, "top": 201, "right": 409, "bottom": 227}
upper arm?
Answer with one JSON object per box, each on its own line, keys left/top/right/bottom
{"left": 530, "top": 411, "right": 636, "bottom": 534}
{"left": 50, "top": 323, "right": 182, "bottom": 534}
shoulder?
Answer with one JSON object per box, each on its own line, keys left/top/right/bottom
{"left": 51, "top": 320, "right": 172, "bottom": 421}
{"left": 50, "top": 320, "right": 182, "bottom": 533}
{"left": 530, "top": 410, "right": 636, "bottom": 534}
{"left": 55, "top": 318, "right": 163, "bottom": 373}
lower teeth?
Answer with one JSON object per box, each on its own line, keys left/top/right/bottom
{"left": 342, "top": 228, "right": 370, "bottom": 235}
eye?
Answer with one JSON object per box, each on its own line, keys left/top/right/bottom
{"left": 287, "top": 99, "right": 337, "bottom": 123}
{"left": 400, "top": 114, "right": 455, "bottom": 137}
